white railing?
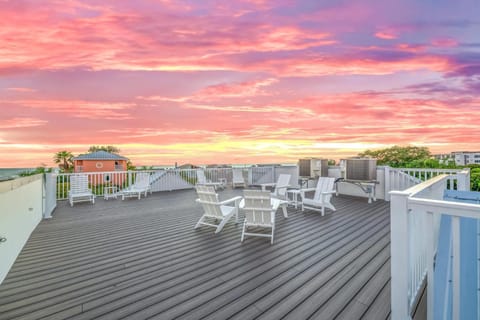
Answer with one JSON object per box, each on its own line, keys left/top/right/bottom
{"left": 54, "top": 165, "right": 469, "bottom": 202}
{"left": 397, "top": 168, "right": 466, "bottom": 189}
{"left": 389, "top": 168, "right": 422, "bottom": 191}
{"left": 55, "top": 166, "right": 301, "bottom": 200}
{"left": 390, "top": 169, "right": 473, "bottom": 320}
{"left": 385, "top": 167, "right": 467, "bottom": 201}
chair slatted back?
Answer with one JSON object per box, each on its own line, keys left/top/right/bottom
{"left": 314, "top": 177, "right": 336, "bottom": 202}
{"left": 243, "top": 190, "right": 272, "bottom": 226}
{"left": 196, "top": 185, "right": 222, "bottom": 218}
{"left": 273, "top": 174, "right": 291, "bottom": 197}
{"left": 196, "top": 170, "right": 207, "bottom": 184}
{"left": 70, "top": 175, "right": 90, "bottom": 194}
{"left": 232, "top": 168, "right": 244, "bottom": 182}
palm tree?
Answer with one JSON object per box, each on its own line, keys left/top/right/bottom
{"left": 53, "top": 151, "right": 74, "bottom": 171}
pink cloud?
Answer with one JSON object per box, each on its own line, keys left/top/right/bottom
{"left": 431, "top": 38, "right": 459, "bottom": 48}
{"left": 5, "top": 87, "right": 37, "bottom": 93}
{"left": 375, "top": 30, "right": 398, "bottom": 40}
{"left": 0, "top": 117, "right": 47, "bottom": 129}
{"left": 0, "top": 1, "right": 478, "bottom": 167}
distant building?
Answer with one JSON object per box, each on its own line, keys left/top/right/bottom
{"left": 433, "top": 153, "right": 455, "bottom": 165}
{"left": 452, "top": 151, "right": 480, "bottom": 166}
{"left": 73, "top": 151, "right": 128, "bottom": 173}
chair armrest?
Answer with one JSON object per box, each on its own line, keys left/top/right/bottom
{"left": 220, "top": 196, "right": 243, "bottom": 206}
{"left": 260, "top": 183, "right": 276, "bottom": 191}
{"left": 300, "top": 188, "right": 316, "bottom": 197}
{"left": 276, "top": 185, "right": 290, "bottom": 191}
{"left": 320, "top": 190, "right": 336, "bottom": 195}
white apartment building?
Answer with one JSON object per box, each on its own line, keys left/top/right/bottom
{"left": 453, "top": 151, "right": 480, "bottom": 165}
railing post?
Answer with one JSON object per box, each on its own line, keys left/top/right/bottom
{"left": 451, "top": 216, "right": 461, "bottom": 320}
{"left": 384, "top": 166, "right": 391, "bottom": 201}
{"left": 425, "top": 211, "right": 434, "bottom": 320}
{"left": 456, "top": 169, "right": 470, "bottom": 191}
{"left": 390, "top": 190, "right": 412, "bottom": 320}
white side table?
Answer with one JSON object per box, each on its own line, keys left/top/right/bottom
{"left": 286, "top": 189, "right": 302, "bottom": 209}
{"left": 104, "top": 186, "right": 117, "bottom": 200}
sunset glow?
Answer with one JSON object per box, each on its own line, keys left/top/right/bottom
{"left": 1, "top": 0, "right": 479, "bottom": 167}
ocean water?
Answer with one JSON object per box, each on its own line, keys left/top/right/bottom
{"left": 0, "top": 168, "right": 34, "bottom": 180}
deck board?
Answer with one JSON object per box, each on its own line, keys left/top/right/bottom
{"left": 0, "top": 188, "right": 391, "bottom": 320}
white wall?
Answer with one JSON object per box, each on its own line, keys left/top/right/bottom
{"left": 0, "top": 175, "right": 43, "bottom": 284}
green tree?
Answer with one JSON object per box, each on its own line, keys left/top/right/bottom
{"left": 467, "top": 165, "right": 480, "bottom": 191}
{"left": 126, "top": 160, "right": 136, "bottom": 171}
{"left": 359, "top": 145, "right": 431, "bottom": 167}
{"left": 53, "top": 151, "right": 74, "bottom": 171}
{"left": 88, "top": 145, "right": 120, "bottom": 154}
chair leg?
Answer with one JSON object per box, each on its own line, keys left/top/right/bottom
{"left": 194, "top": 216, "right": 205, "bottom": 229}
{"left": 241, "top": 220, "right": 247, "bottom": 242}
{"left": 215, "top": 217, "right": 230, "bottom": 234}
{"left": 271, "top": 225, "right": 275, "bottom": 245}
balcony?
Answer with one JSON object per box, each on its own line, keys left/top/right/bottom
{"left": 0, "top": 189, "right": 390, "bottom": 319}
{"left": 0, "top": 166, "right": 473, "bottom": 319}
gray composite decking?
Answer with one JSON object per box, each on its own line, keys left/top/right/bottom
{"left": 0, "top": 188, "right": 391, "bottom": 320}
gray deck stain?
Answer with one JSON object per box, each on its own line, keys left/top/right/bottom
{"left": 0, "top": 189, "right": 391, "bottom": 320}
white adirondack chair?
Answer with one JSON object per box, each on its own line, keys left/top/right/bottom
{"left": 196, "top": 169, "right": 225, "bottom": 190}
{"left": 262, "top": 174, "right": 291, "bottom": 200}
{"left": 194, "top": 185, "right": 242, "bottom": 233}
{"left": 241, "top": 190, "right": 276, "bottom": 244}
{"left": 300, "top": 177, "right": 336, "bottom": 216}
{"left": 232, "top": 168, "right": 246, "bottom": 188}
{"left": 121, "top": 172, "right": 151, "bottom": 200}
{"left": 68, "top": 174, "right": 95, "bottom": 207}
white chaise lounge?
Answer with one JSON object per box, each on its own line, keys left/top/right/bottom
{"left": 121, "top": 172, "right": 151, "bottom": 200}
{"left": 68, "top": 174, "right": 95, "bottom": 207}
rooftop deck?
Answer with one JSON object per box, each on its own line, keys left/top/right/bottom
{"left": 0, "top": 189, "right": 391, "bottom": 320}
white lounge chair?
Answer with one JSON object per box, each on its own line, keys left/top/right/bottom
{"left": 300, "top": 177, "right": 336, "bottom": 216}
{"left": 121, "top": 172, "right": 151, "bottom": 200}
{"left": 261, "top": 174, "right": 291, "bottom": 200}
{"left": 196, "top": 169, "right": 225, "bottom": 190}
{"left": 232, "top": 168, "right": 246, "bottom": 188}
{"left": 68, "top": 174, "right": 95, "bottom": 207}
{"left": 241, "top": 190, "right": 276, "bottom": 244}
{"left": 194, "top": 185, "right": 242, "bottom": 233}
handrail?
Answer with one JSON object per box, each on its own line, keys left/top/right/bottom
{"left": 390, "top": 169, "right": 473, "bottom": 320}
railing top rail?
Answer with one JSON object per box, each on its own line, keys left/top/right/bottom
{"left": 408, "top": 197, "right": 480, "bottom": 219}
{"left": 395, "top": 168, "right": 464, "bottom": 173}
{"left": 390, "top": 174, "right": 449, "bottom": 197}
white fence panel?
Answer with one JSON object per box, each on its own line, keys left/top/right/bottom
{"left": 249, "top": 167, "right": 274, "bottom": 185}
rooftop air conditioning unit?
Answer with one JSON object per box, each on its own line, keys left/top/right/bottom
{"left": 298, "top": 158, "right": 328, "bottom": 178}
{"left": 344, "top": 158, "right": 377, "bottom": 181}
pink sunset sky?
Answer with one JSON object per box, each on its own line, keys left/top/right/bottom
{"left": 1, "top": 0, "right": 479, "bottom": 168}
